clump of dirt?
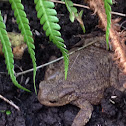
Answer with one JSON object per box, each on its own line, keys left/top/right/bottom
{"left": 0, "top": 0, "right": 126, "bottom": 126}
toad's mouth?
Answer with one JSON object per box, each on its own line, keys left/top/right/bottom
{"left": 38, "top": 99, "right": 70, "bottom": 107}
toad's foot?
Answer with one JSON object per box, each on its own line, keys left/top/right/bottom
{"left": 72, "top": 100, "right": 93, "bottom": 126}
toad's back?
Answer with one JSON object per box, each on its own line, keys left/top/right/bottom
{"left": 64, "top": 47, "right": 111, "bottom": 104}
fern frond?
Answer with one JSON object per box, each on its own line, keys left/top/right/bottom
{"left": 65, "top": 0, "right": 85, "bottom": 33}
{"left": 65, "top": 0, "right": 78, "bottom": 22}
{"left": 104, "top": 0, "right": 112, "bottom": 49}
{"left": 0, "top": 11, "right": 30, "bottom": 92}
{"left": 9, "top": 0, "right": 37, "bottom": 93}
{"left": 34, "top": 0, "right": 69, "bottom": 79}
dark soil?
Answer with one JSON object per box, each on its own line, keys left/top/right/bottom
{"left": 0, "top": 0, "right": 126, "bottom": 126}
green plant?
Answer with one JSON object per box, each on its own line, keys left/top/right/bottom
{"left": 0, "top": 110, "right": 11, "bottom": 115}
{"left": 5, "top": 110, "right": 11, "bottom": 115}
{"left": 61, "top": 0, "right": 112, "bottom": 47}
{"left": 63, "top": 0, "right": 112, "bottom": 47}
{"left": 34, "top": 0, "right": 69, "bottom": 79}
{"left": 88, "top": 0, "right": 126, "bottom": 74}
{"left": 104, "top": 0, "right": 112, "bottom": 49}
{"left": 64, "top": 0, "right": 85, "bottom": 33}
{"left": 0, "top": 11, "right": 30, "bottom": 92}
{"left": 9, "top": 0, "right": 37, "bottom": 93}
{"left": 0, "top": 0, "right": 69, "bottom": 93}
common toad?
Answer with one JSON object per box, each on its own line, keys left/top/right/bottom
{"left": 38, "top": 35, "right": 125, "bottom": 126}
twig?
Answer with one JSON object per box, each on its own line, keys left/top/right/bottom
{"left": 111, "top": 11, "right": 126, "bottom": 17}
{"left": 15, "top": 36, "right": 102, "bottom": 77}
{"left": 0, "top": 72, "right": 8, "bottom": 75}
{"left": 116, "top": 23, "right": 126, "bottom": 30}
{"left": 70, "top": 53, "right": 80, "bottom": 70}
{"left": 15, "top": 56, "right": 63, "bottom": 77}
{"left": 3, "top": 14, "right": 7, "bottom": 24}
{"left": 51, "top": 0, "right": 90, "bottom": 9}
{"left": 1, "top": 0, "right": 126, "bottom": 17}
{"left": 0, "top": 94, "right": 20, "bottom": 111}
{"left": 50, "top": 0, "right": 126, "bottom": 17}
{"left": 120, "top": 20, "right": 126, "bottom": 27}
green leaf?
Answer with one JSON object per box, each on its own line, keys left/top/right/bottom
{"left": 79, "top": 10, "right": 83, "bottom": 18}
{"left": 9, "top": 0, "right": 37, "bottom": 93}
{"left": 69, "top": 13, "right": 74, "bottom": 22}
{"left": 104, "top": 0, "right": 112, "bottom": 49}
{"left": 64, "top": 0, "right": 85, "bottom": 33}
{"left": 34, "top": 0, "right": 69, "bottom": 79}
{"left": 6, "top": 110, "right": 11, "bottom": 115}
{"left": 0, "top": 11, "right": 30, "bottom": 92}
{"left": 65, "top": 0, "right": 76, "bottom": 22}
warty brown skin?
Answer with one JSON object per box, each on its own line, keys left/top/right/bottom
{"left": 38, "top": 36, "right": 125, "bottom": 126}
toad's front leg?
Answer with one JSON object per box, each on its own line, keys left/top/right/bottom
{"left": 72, "top": 100, "right": 93, "bottom": 126}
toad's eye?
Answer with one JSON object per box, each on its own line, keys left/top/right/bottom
{"left": 49, "top": 100, "right": 57, "bottom": 103}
